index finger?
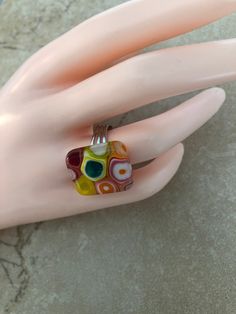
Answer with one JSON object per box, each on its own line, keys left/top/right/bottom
{"left": 5, "top": 0, "right": 236, "bottom": 93}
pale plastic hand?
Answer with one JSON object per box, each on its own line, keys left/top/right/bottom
{"left": 1, "top": 0, "right": 236, "bottom": 229}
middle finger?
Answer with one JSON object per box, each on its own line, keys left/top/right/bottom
{"left": 44, "top": 39, "right": 236, "bottom": 133}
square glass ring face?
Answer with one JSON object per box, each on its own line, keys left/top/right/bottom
{"left": 66, "top": 141, "right": 133, "bottom": 195}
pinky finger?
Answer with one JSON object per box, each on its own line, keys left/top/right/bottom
{"left": 61, "top": 143, "right": 184, "bottom": 215}
{"left": 10, "top": 143, "right": 184, "bottom": 228}
{"left": 130, "top": 143, "right": 184, "bottom": 203}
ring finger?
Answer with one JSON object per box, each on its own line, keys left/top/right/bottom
{"left": 63, "top": 88, "right": 226, "bottom": 165}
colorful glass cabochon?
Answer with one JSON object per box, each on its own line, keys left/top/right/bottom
{"left": 66, "top": 141, "right": 133, "bottom": 195}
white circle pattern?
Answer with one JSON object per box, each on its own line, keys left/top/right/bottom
{"left": 112, "top": 162, "right": 132, "bottom": 181}
{"left": 67, "top": 168, "right": 77, "bottom": 181}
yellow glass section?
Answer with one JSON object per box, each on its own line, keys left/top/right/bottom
{"left": 75, "top": 175, "right": 96, "bottom": 195}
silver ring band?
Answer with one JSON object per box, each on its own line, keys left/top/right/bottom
{"left": 90, "top": 125, "right": 112, "bottom": 145}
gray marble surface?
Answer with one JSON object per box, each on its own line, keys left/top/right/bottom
{"left": 0, "top": 1, "right": 236, "bottom": 313}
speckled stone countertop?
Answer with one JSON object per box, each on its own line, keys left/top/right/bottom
{"left": 0, "top": 1, "right": 235, "bottom": 313}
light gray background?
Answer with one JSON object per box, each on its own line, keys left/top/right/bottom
{"left": 0, "top": 1, "right": 235, "bottom": 313}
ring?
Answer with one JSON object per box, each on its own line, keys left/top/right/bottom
{"left": 65, "top": 125, "right": 134, "bottom": 195}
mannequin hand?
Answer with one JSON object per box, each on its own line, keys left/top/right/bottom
{"left": 1, "top": 0, "right": 236, "bottom": 229}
